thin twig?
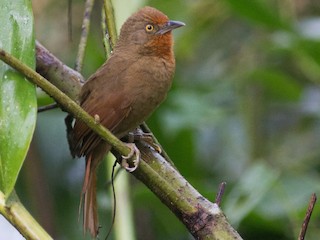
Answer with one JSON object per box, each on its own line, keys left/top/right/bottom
{"left": 215, "top": 182, "right": 227, "bottom": 206}
{"left": 103, "top": 0, "right": 118, "bottom": 49}
{"left": 101, "top": 7, "right": 112, "bottom": 58}
{"left": 104, "top": 167, "right": 122, "bottom": 187}
{"left": 298, "top": 193, "right": 317, "bottom": 240}
{"left": 38, "top": 103, "right": 58, "bottom": 113}
{"left": 75, "top": 0, "right": 95, "bottom": 72}
{"left": 104, "top": 160, "right": 118, "bottom": 240}
{"left": 68, "top": 0, "right": 73, "bottom": 42}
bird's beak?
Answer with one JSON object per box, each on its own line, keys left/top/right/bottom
{"left": 156, "top": 20, "right": 185, "bottom": 35}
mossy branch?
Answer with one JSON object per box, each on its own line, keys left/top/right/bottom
{"left": 35, "top": 41, "right": 84, "bottom": 101}
{"left": 0, "top": 45, "right": 243, "bottom": 239}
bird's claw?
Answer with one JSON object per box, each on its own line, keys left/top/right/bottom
{"left": 121, "top": 143, "right": 140, "bottom": 172}
{"left": 142, "top": 134, "right": 162, "bottom": 154}
{"left": 131, "top": 129, "right": 162, "bottom": 154}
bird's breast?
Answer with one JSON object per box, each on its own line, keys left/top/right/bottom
{"left": 133, "top": 55, "right": 174, "bottom": 108}
{"left": 115, "top": 55, "right": 175, "bottom": 136}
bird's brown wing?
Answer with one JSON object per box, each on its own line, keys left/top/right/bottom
{"left": 72, "top": 54, "right": 135, "bottom": 158}
{"left": 72, "top": 91, "right": 133, "bottom": 157}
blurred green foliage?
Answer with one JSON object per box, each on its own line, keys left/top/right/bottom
{"left": 16, "top": 0, "right": 320, "bottom": 239}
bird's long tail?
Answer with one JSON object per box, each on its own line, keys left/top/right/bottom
{"left": 81, "top": 154, "right": 99, "bottom": 237}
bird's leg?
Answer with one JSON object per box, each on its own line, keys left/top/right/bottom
{"left": 129, "top": 128, "right": 162, "bottom": 153}
{"left": 121, "top": 143, "right": 140, "bottom": 172}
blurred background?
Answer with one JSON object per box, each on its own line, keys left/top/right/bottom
{"left": 3, "top": 0, "right": 320, "bottom": 239}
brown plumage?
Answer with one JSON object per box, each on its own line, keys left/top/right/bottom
{"left": 71, "top": 6, "right": 184, "bottom": 237}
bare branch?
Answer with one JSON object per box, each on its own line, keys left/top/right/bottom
{"left": 35, "top": 41, "right": 83, "bottom": 101}
{"left": 38, "top": 103, "right": 58, "bottom": 113}
{"left": 75, "top": 0, "right": 95, "bottom": 72}
{"left": 298, "top": 193, "right": 317, "bottom": 240}
{"left": 215, "top": 182, "right": 227, "bottom": 206}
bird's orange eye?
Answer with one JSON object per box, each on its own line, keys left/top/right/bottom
{"left": 145, "top": 24, "right": 154, "bottom": 32}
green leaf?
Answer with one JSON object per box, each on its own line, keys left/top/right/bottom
{"left": 0, "top": 0, "right": 36, "bottom": 196}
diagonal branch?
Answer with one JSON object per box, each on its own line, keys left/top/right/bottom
{"left": 35, "top": 41, "right": 83, "bottom": 101}
{"left": 0, "top": 45, "right": 243, "bottom": 239}
{"left": 298, "top": 193, "right": 317, "bottom": 240}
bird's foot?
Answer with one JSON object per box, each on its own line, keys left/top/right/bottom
{"left": 140, "top": 133, "right": 162, "bottom": 154}
{"left": 121, "top": 143, "right": 140, "bottom": 172}
{"left": 129, "top": 128, "right": 162, "bottom": 154}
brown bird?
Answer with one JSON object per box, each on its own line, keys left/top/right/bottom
{"left": 70, "top": 6, "right": 184, "bottom": 237}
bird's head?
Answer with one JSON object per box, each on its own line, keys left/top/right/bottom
{"left": 116, "top": 6, "right": 185, "bottom": 57}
